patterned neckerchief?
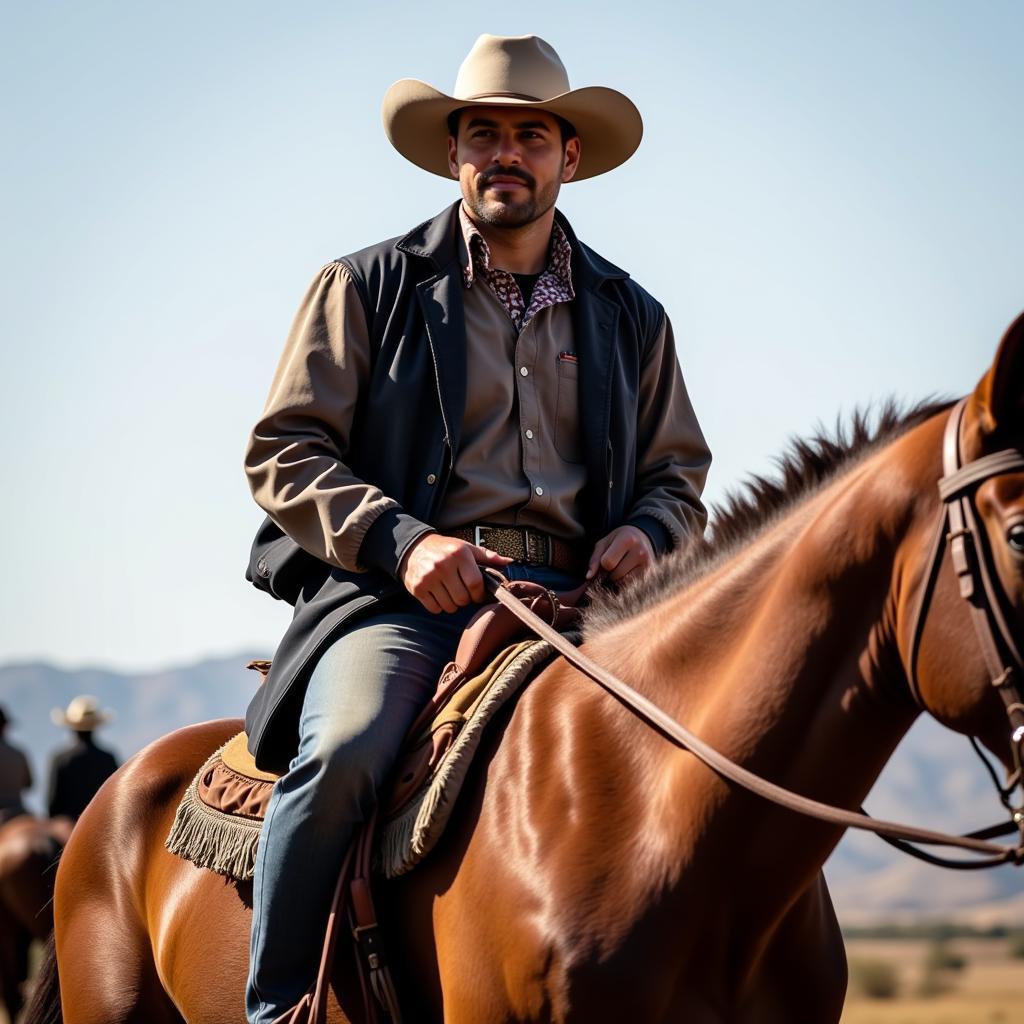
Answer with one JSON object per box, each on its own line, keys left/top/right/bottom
{"left": 459, "top": 204, "right": 575, "bottom": 330}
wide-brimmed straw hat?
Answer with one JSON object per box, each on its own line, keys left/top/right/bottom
{"left": 382, "top": 34, "right": 643, "bottom": 181}
{"left": 51, "top": 695, "right": 114, "bottom": 732}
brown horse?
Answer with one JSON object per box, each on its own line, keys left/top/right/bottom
{"left": 0, "top": 814, "right": 69, "bottom": 1021}
{"left": 26, "top": 317, "right": 1024, "bottom": 1023}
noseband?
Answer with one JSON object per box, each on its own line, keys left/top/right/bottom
{"left": 485, "top": 399, "right": 1024, "bottom": 869}
{"left": 905, "top": 397, "right": 1024, "bottom": 857}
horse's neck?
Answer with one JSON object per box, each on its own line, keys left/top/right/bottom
{"left": 590, "top": 430, "right": 935, "bottom": 860}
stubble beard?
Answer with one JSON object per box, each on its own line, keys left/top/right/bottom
{"left": 465, "top": 162, "right": 563, "bottom": 229}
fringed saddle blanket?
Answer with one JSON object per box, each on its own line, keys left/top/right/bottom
{"left": 166, "top": 639, "right": 554, "bottom": 881}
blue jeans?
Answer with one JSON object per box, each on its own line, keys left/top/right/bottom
{"left": 246, "top": 563, "right": 580, "bottom": 1024}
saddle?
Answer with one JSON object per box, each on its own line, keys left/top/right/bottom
{"left": 385, "top": 578, "right": 585, "bottom": 817}
{"left": 167, "top": 577, "right": 589, "bottom": 1023}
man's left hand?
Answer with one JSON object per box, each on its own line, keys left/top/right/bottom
{"left": 586, "top": 525, "right": 655, "bottom": 583}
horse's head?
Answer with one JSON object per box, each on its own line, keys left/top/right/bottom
{"left": 903, "top": 312, "right": 1024, "bottom": 781}
{"left": 966, "top": 314, "right": 1024, "bottom": 599}
{"left": 970, "top": 312, "right": 1024, "bottom": 589}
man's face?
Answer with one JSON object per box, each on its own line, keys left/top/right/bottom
{"left": 447, "top": 106, "right": 581, "bottom": 228}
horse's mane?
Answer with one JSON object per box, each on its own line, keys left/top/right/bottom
{"left": 584, "top": 398, "right": 954, "bottom": 634}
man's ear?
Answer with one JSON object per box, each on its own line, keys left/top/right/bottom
{"left": 561, "top": 137, "right": 581, "bottom": 183}
{"left": 971, "top": 311, "right": 1024, "bottom": 439}
{"left": 447, "top": 135, "right": 459, "bottom": 178}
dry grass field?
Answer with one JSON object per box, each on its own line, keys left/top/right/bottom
{"left": 841, "top": 937, "right": 1024, "bottom": 1024}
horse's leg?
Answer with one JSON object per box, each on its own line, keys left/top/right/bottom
{"left": 737, "top": 873, "right": 847, "bottom": 1024}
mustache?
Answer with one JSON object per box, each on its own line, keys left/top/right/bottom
{"left": 478, "top": 167, "right": 536, "bottom": 190}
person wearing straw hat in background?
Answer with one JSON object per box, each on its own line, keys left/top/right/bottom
{"left": 0, "top": 706, "right": 32, "bottom": 825}
{"left": 243, "top": 33, "right": 711, "bottom": 1021}
{"left": 47, "top": 695, "right": 119, "bottom": 822}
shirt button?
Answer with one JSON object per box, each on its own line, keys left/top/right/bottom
{"left": 535, "top": 485, "right": 544, "bottom": 496}
{"left": 426, "top": 473, "right": 437, "bottom": 485}
{"left": 525, "top": 429, "right": 534, "bottom": 440}
{"left": 519, "top": 366, "right": 529, "bottom": 377}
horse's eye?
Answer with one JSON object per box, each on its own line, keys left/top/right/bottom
{"left": 1009, "top": 523, "right": 1024, "bottom": 553}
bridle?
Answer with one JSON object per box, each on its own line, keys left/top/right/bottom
{"left": 901, "top": 397, "right": 1024, "bottom": 864}
{"left": 484, "top": 399, "right": 1024, "bottom": 868}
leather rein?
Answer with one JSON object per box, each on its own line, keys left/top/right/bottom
{"left": 298, "top": 400, "right": 1024, "bottom": 1024}
{"left": 483, "top": 399, "right": 1024, "bottom": 869}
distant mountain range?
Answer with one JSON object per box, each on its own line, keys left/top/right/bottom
{"left": 3, "top": 655, "right": 1023, "bottom": 924}
{"left": 0, "top": 654, "right": 261, "bottom": 811}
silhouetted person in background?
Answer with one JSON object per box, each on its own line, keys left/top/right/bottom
{"left": 47, "top": 696, "right": 119, "bottom": 821}
{"left": 0, "top": 706, "right": 32, "bottom": 825}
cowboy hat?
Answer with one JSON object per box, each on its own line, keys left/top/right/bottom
{"left": 51, "top": 695, "right": 114, "bottom": 731}
{"left": 381, "top": 34, "right": 643, "bottom": 181}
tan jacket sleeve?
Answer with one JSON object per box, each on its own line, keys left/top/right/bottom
{"left": 627, "top": 314, "right": 711, "bottom": 551}
{"left": 244, "top": 262, "right": 432, "bottom": 574}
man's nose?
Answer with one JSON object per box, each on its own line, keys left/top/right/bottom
{"left": 491, "top": 132, "right": 522, "bottom": 164}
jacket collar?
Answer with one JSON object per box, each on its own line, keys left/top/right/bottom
{"left": 395, "top": 201, "right": 463, "bottom": 273}
{"left": 553, "top": 208, "right": 630, "bottom": 292}
{"left": 395, "top": 200, "right": 631, "bottom": 291}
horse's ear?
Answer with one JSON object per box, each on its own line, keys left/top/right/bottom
{"left": 972, "top": 311, "right": 1024, "bottom": 437}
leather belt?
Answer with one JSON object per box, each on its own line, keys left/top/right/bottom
{"left": 450, "top": 525, "right": 584, "bottom": 575}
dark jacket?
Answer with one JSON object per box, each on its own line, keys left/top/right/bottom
{"left": 0, "top": 736, "right": 32, "bottom": 822}
{"left": 244, "top": 202, "right": 708, "bottom": 773}
{"left": 47, "top": 735, "right": 118, "bottom": 820}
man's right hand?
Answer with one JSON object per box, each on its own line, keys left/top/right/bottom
{"left": 398, "top": 534, "right": 513, "bottom": 613}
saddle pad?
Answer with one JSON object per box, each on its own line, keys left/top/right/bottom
{"left": 377, "top": 639, "right": 553, "bottom": 878}
{"left": 220, "top": 731, "right": 278, "bottom": 782}
{"left": 165, "top": 639, "right": 554, "bottom": 881}
{"left": 165, "top": 737, "right": 269, "bottom": 881}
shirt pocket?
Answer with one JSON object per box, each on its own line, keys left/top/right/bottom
{"left": 554, "top": 353, "right": 583, "bottom": 464}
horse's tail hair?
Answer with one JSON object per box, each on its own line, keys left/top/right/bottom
{"left": 21, "top": 932, "right": 62, "bottom": 1024}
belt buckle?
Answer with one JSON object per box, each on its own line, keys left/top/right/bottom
{"left": 475, "top": 525, "right": 510, "bottom": 556}
{"left": 524, "top": 529, "right": 551, "bottom": 566}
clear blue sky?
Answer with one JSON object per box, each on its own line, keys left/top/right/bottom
{"left": 2, "top": 1, "right": 1021, "bottom": 671}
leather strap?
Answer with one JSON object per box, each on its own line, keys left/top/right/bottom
{"left": 350, "top": 812, "right": 402, "bottom": 1024}
{"left": 270, "top": 844, "right": 356, "bottom": 1024}
{"left": 939, "top": 449, "right": 1024, "bottom": 500}
{"left": 480, "top": 568, "right": 1024, "bottom": 866}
